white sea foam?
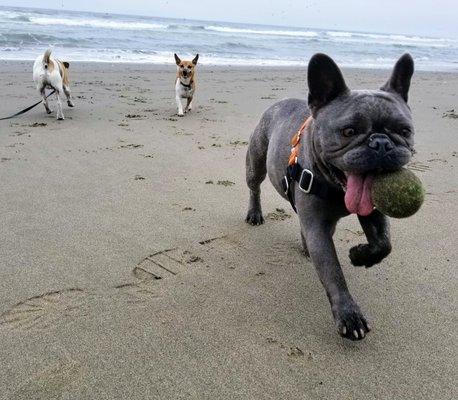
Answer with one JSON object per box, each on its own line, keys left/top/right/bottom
{"left": 326, "top": 31, "right": 353, "bottom": 37}
{"left": 325, "top": 31, "right": 455, "bottom": 48}
{"left": 3, "top": 48, "right": 455, "bottom": 71}
{"left": 29, "top": 16, "right": 167, "bottom": 31}
{"left": 205, "top": 25, "right": 319, "bottom": 37}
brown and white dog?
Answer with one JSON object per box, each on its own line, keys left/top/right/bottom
{"left": 32, "top": 49, "right": 74, "bottom": 120}
{"left": 174, "top": 53, "right": 199, "bottom": 116}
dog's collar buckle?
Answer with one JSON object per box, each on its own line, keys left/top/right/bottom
{"left": 299, "top": 169, "right": 314, "bottom": 194}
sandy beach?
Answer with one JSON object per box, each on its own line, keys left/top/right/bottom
{"left": 0, "top": 61, "right": 456, "bottom": 399}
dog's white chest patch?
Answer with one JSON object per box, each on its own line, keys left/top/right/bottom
{"left": 181, "top": 88, "right": 193, "bottom": 98}
{"left": 176, "top": 79, "right": 193, "bottom": 99}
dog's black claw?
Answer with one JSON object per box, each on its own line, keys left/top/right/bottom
{"left": 333, "top": 301, "right": 371, "bottom": 341}
{"left": 245, "top": 210, "right": 264, "bottom": 226}
{"left": 349, "top": 243, "right": 391, "bottom": 268}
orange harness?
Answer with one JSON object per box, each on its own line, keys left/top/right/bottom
{"left": 288, "top": 116, "right": 313, "bottom": 166}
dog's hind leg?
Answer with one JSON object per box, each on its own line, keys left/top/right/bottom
{"left": 63, "top": 85, "right": 74, "bottom": 107}
{"left": 54, "top": 85, "right": 65, "bottom": 120}
{"left": 39, "top": 85, "right": 52, "bottom": 114}
{"left": 245, "top": 123, "right": 268, "bottom": 225}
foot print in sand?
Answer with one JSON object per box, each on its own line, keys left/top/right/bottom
{"left": 0, "top": 288, "right": 90, "bottom": 331}
{"left": 114, "top": 248, "right": 203, "bottom": 303}
{"left": 13, "top": 359, "right": 83, "bottom": 399}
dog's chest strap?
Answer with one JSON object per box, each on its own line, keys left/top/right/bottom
{"left": 281, "top": 116, "right": 343, "bottom": 213}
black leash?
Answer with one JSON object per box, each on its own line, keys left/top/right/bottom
{"left": 0, "top": 89, "right": 56, "bottom": 121}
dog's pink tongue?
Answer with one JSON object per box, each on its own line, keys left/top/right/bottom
{"left": 345, "top": 174, "right": 374, "bottom": 216}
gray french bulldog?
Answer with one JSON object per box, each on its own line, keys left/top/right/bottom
{"left": 245, "top": 53, "right": 415, "bottom": 340}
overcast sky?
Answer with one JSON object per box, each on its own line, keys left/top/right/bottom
{"left": 3, "top": 0, "right": 458, "bottom": 38}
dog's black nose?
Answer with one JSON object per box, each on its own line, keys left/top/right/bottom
{"left": 368, "top": 134, "right": 394, "bottom": 153}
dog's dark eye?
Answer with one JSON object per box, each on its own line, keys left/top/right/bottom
{"left": 342, "top": 128, "right": 355, "bottom": 137}
{"left": 180, "top": 64, "right": 184, "bottom": 68}
{"left": 401, "top": 128, "right": 412, "bottom": 136}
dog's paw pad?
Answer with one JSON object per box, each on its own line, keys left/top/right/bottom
{"left": 245, "top": 209, "right": 264, "bottom": 226}
{"left": 349, "top": 244, "right": 370, "bottom": 266}
{"left": 349, "top": 243, "right": 391, "bottom": 268}
{"left": 334, "top": 303, "right": 371, "bottom": 341}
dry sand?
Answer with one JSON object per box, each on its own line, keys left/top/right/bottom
{"left": 0, "top": 61, "right": 457, "bottom": 399}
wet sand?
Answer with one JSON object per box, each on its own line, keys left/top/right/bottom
{"left": 0, "top": 61, "right": 457, "bottom": 399}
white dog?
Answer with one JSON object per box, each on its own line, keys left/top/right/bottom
{"left": 33, "top": 49, "right": 74, "bottom": 120}
{"left": 174, "top": 53, "right": 199, "bottom": 116}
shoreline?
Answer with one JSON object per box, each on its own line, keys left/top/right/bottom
{"left": 1, "top": 59, "right": 457, "bottom": 73}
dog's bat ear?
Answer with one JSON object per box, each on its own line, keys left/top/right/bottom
{"left": 192, "top": 54, "right": 199, "bottom": 65}
{"left": 174, "top": 53, "right": 181, "bottom": 65}
{"left": 381, "top": 53, "right": 414, "bottom": 103}
{"left": 63, "top": 62, "right": 70, "bottom": 69}
{"left": 307, "top": 53, "right": 348, "bottom": 115}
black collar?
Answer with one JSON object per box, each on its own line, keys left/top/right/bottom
{"left": 180, "top": 80, "right": 193, "bottom": 89}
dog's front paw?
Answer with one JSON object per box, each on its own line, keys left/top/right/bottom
{"left": 349, "top": 243, "right": 391, "bottom": 268}
{"left": 332, "top": 300, "right": 371, "bottom": 341}
{"left": 177, "top": 112, "right": 184, "bottom": 117}
{"left": 57, "top": 116, "right": 65, "bottom": 121}
{"left": 67, "top": 101, "right": 75, "bottom": 107}
{"left": 245, "top": 209, "right": 264, "bottom": 226}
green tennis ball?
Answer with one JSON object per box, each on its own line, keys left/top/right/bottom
{"left": 372, "top": 168, "right": 425, "bottom": 218}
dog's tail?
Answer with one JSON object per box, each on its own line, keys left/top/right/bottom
{"left": 43, "top": 49, "right": 52, "bottom": 70}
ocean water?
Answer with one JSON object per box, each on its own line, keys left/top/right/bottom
{"left": 1, "top": 6, "right": 457, "bottom": 71}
